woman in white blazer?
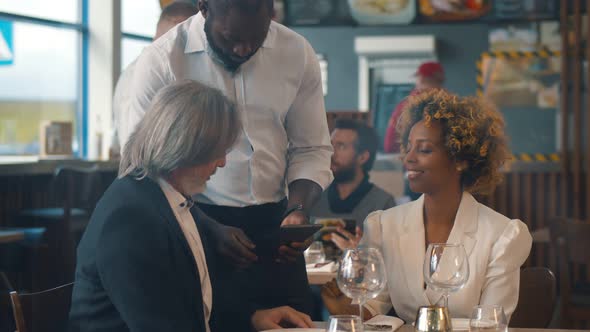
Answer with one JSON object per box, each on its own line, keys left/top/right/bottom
{"left": 322, "top": 90, "right": 532, "bottom": 323}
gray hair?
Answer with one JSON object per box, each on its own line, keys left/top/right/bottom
{"left": 119, "top": 80, "right": 240, "bottom": 179}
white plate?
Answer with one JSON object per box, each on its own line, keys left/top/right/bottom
{"left": 452, "top": 318, "right": 470, "bottom": 331}
{"left": 262, "top": 329, "right": 324, "bottom": 332}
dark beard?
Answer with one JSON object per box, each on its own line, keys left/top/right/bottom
{"left": 333, "top": 164, "right": 356, "bottom": 184}
{"left": 204, "top": 17, "right": 249, "bottom": 72}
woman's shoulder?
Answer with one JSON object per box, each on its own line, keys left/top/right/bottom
{"left": 364, "top": 199, "right": 418, "bottom": 227}
{"left": 476, "top": 201, "right": 532, "bottom": 245}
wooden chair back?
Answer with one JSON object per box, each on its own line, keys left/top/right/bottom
{"left": 510, "top": 267, "right": 556, "bottom": 328}
{"left": 10, "top": 282, "right": 74, "bottom": 332}
{"left": 549, "top": 218, "right": 590, "bottom": 327}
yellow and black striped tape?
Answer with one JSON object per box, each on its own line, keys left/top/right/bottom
{"left": 510, "top": 153, "right": 560, "bottom": 162}
{"left": 476, "top": 47, "right": 561, "bottom": 97}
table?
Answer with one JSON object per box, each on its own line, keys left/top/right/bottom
{"left": 314, "top": 322, "right": 588, "bottom": 332}
{"left": 307, "top": 270, "right": 336, "bottom": 285}
{"left": 0, "top": 229, "right": 24, "bottom": 244}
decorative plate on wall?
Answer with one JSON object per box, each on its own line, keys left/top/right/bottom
{"left": 419, "top": 0, "right": 492, "bottom": 22}
{"left": 348, "top": 0, "right": 416, "bottom": 24}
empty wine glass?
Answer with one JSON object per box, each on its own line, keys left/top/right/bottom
{"left": 326, "top": 315, "right": 363, "bottom": 332}
{"left": 337, "top": 247, "right": 387, "bottom": 322}
{"left": 469, "top": 305, "right": 508, "bottom": 332}
{"left": 423, "top": 243, "right": 470, "bottom": 309}
{"left": 304, "top": 241, "right": 326, "bottom": 264}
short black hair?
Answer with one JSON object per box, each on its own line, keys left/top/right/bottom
{"left": 208, "top": 0, "right": 273, "bottom": 16}
{"left": 159, "top": 2, "right": 199, "bottom": 23}
{"left": 334, "top": 119, "right": 378, "bottom": 174}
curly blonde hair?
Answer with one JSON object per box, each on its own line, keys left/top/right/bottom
{"left": 397, "top": 89, "right": 511, "bottom": 195}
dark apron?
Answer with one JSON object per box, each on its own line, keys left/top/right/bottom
{"left": 198, "top": 200, "right": 313, "bottom": 315}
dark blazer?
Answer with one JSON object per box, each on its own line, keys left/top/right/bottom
{"left": 69, "top": 176, "right": 253, "bottom": 332}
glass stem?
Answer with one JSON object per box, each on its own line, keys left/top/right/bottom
{"left": 443, "top": 292, "right": 449, "bottom": 308}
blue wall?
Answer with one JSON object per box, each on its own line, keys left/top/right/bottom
{"left": 294, "top": 24, "right": 558, "bottom": 154}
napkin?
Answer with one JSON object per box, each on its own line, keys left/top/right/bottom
{"left": 306, "top": 261, "right": 337, "bottom": 272}
{"left": 364, "top": 315, "right": 404, "bottom": 332}
{"left": 451, "top": 318, "right": 470, "bottom": 331}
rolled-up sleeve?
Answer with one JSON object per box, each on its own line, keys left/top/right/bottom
{"left": 285, "top": 40, "right": 333, "bottom": 190}
{"left": 119, "top": 47, "right": 174, "bottom": 152}
{"left": 480, "top": 219, "right": 532, "bottom": 320}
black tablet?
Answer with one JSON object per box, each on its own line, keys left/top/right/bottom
{"left": 279, "top": 224, "right": 323, "bottom": 244}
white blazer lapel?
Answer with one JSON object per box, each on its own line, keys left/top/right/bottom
{"left": 398, "top": 196, "right": 430, "bottom": 306}
{"left": 424, "top": 192, "right": 479, "bottom": 305}
{"left": 447, "top": 192, "right": 478, "bottom": 258}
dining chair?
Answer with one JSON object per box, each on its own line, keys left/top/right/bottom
{"left": 549, "top": 218, "right": 590, "bottom": 328}
{"left": 17, "top": 164, "right": 102, "bottom": 242}
{"left": 10, "top": 282, "right": 74, "bottom": 332}
{"left": 510, "top": 266, "right": 556, "bottom": 328}
{"left": 14, "top": 164, "right": 103, "bottom": 285}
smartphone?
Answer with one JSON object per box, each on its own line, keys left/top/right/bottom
{"left": 279, "top": 224, "right": 323, "bottom": 244}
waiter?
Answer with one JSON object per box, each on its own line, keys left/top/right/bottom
{"left": 119, "top": 0, "right": 333, "bottom": 314}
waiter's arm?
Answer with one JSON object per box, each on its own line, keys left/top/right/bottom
{"left": 282, "top": 40, "right": 333, "bottom": 228}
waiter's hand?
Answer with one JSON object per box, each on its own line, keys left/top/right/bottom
{"left": 212, "top": 224, "right": 258, "bottom": 269}
{"left": 280, "top": 210, "right": 308, "bottom": 226}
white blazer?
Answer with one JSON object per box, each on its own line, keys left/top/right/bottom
{"left": 362, "top": 192, "right": 532, "bottom": 323}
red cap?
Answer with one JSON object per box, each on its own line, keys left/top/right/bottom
{"left": 414, "top": 61, "right": 445, "bottom": 81}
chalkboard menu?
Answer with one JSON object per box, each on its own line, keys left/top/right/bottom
{"left": 285, "top": 0, "right": 355, "bottom": 26}
{"left": 493, "top": 0, "right": 558, "bottom": 20}
{"left": 372, "top": 83, "right": 414, "bottom": 151}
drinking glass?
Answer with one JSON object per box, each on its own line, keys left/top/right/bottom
{"left": 304, "top": 241, "right": 326, "bottom": 264}
{"left": 336, "top": 247, "right": 387, "bottom": 322}
{"left": 423, "top": 243, "right": 470, "bottom": 308}
{"left": 469, "top": 305, "right": 508, "bottom": 332}
{"left": 326, "top": 314, "right": 363, "bottom": 332}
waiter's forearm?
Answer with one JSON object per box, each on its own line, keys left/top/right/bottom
{"left": 286, "top": 179, "right": 322, "bottom": 213}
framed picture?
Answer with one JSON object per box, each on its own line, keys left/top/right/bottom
{"left": 419, "top": 0, "right": 492, "bottom": 22}
{"left": 492, "top": 0, "right": 558, "bottom": 21}
{"left": 40, "top": 121, "right": 73, "bottom": 157}
{"left": 284, "top": 0, "right": 354, "bottom": 26}
{"left": 477, "top": 49, "right": 561, "bottom": 109}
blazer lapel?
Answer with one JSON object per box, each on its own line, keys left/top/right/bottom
{"left": 425, "top": 192, "right": 478, "bottom": 305}
{"left": 397, "top": 196, "right": 430, "bottom": 306}
{"left": 142, "top": 178, "right": 199, "bottom": 275}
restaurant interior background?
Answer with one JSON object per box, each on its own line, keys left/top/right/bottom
{"left": 0, "top": 0, "right": 590, "bottom": 330}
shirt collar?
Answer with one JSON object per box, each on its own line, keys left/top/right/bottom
{"left": 184, "top": 12, "right": 276, "bottom": 54}
{"left": 156, "top": 178, "right": 194, "bottom": 209}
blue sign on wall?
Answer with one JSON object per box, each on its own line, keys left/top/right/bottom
{"left": 0, "top": 20, "right": 14, "bottom": 66}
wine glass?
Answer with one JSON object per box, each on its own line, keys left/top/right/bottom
{"left": 336, "top": 247, "right": 387, "bottom": 322}
{"left": 423, "top": 243, "right": 470, "bottom": 309}
{"left": 326, "top": 315, "right": 363, "bottom": 332}
{"left": 304, "top": 241, "right": 326, "bottom": 264}
{"left": 469, "top": 305, "right": 508, "bottom": 332}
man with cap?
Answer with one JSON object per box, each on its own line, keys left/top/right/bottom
{"left": 383, "top": 61, "right": 445, "bottom": 153}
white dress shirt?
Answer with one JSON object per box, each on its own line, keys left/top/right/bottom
{"left": 157, "top": 178, "right": 212, "bottom": 332}
{"left": 121, "top": 13, "right": 333, "bottom": 207}
{"left": 112, "top": 59, "right": 138, "bottom": 154}
{"left": 362, "top": 192, "right": 532, "bottom": 323}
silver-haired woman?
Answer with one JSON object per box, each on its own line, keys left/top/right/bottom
{"left": 69, "top": 81, "right": 314, "bottom": 332}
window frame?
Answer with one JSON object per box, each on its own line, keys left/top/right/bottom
{"left": 0, "top": 0, "right": 89, "bottom": 157}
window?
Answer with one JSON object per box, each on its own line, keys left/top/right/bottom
{"left": 0, "top": 0, "right": 80, "bottom": 24}
{"left": 121, "top": 0, "right": 160, "bottom": 72}
{"left": 122, "top": 0, "right": 160, "bottom": 37}
{"left": 0, "top": 1, "right": 85, "bottom": 156}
